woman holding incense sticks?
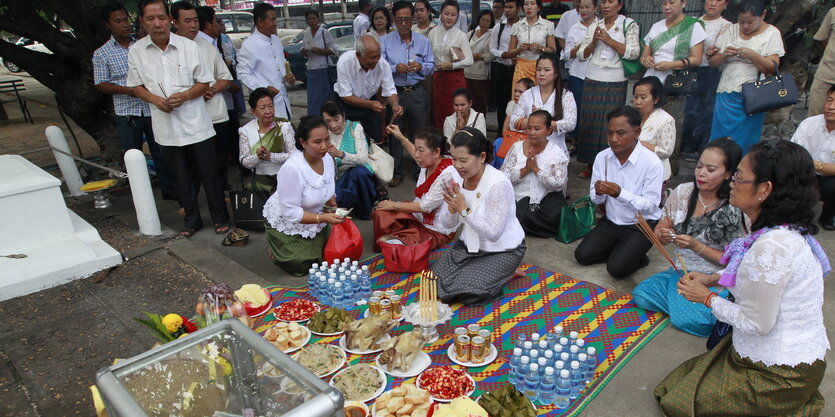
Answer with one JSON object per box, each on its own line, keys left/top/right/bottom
{"left": 632, "top": 138, "right": 744, "bottom": 337}
{"left": 656, "top": 140, "right": 830, "bottom": 416}
{"left": 431, "top": 127, "right": 526, "bottom": 306}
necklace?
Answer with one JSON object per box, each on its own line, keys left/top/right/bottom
{"left": 698, "top": 193, "right": 720, "bottom": 212}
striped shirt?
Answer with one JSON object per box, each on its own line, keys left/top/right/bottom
{"left": 92, "top": 36, "right": 150, "bottom": 117}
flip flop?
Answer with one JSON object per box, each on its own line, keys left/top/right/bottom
{"left": 179, "top": 228, "right": 197, "bottom": 238}
{"left": 214, "top": 223, "right": 230, "bottom": 234}
{"left": 222, "top": 228, "right": 250, "bottom": 247}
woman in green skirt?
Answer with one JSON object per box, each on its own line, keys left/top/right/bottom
{"left": 262, "top": 116, "right": 346, "bottom": 276}
{"left": 657, "top": 140, "right": 830, "bottom": 416}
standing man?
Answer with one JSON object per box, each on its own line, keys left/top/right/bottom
{"left": 354, "top": 0, "right": 373, "bottom": 42}
{"left": 172, "top": 2, "right": 234, "bottom": 190}
{"left": 541, "top": 0, "right": 570, "bottom": 27}
{"left": 809, "top": 6, "right": 835, "bottom": 117}
{"left": 380, "top": 1, "right": 435, "bottom": 187}
{"left": 335, "top": 35, "right": 404, "bottom": 144}
{"left": 238, "top": 2, "right": 295, "bottom": 120}
{"left": 93, "top": 1, "right": 176, "bottom": 201}
{"left": 492, "top": 0, "right": 506, "bottom": 24}
{"left": 553, "top": 0, "right": 580, "bottom": 52}
{"left": 489, "top": 0, "right": 520, "bottom": 132}
{"left": 127, "top": 0, "right": 230, "bottom": 237}
{"left": 302, "top": 9, "right": 337, "bottom": 116}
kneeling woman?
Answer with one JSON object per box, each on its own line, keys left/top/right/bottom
{"left": 431, "top": 127, "right": 526, "bottom": 305}
{"left": 373, "top": 125, "right": 460, "bottom": 251}
{"left": 501, "top": 110, "right": 568, "bottom": 238}
{"left": 321, "top": 101, "right": 378, "bottom": 220}
{"left": 238, "top": 87, "right": 297, "bottom": 193}
{"left": 263, "top": 116, "right": 346, "bottom": 276}
{"left": 632, "top": 138, "right": 745, "bottom": 337}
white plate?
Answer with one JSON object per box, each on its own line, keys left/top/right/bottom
{"left": 374, "top": 351, "right": 431, "bottom": 378}
{"left": 339, "top": 333, "right": 392, "bottom": 355}
{"left": 292, "top": 345, "right": 347, "bottom": 377}
{"left": 416, "top": 369, "right": 476, "bottom": 403}
{"left": 310, "top": 328, "right": 345, "bottom": 337}
{"left": 274, "top": 300, "right": 321, "bottom": 322}
{"left": 446, "top": 344, "right": 498, "bottom": 368}
{"left": 270, "top": 326, "right": 310, "bottom": 354}
{"left": 371, "top": 393, "right": 432, "bottom": 417}
{"left": 362, "top": 308, "right": 405, "bottom": 323}
{"left": 329, "top": 365, "right": 387, "bottom": 403}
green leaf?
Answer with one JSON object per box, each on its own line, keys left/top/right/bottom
{"left": 132, "top": 312, "right": 175, "bottom": 343}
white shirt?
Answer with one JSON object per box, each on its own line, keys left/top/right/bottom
{"left": 564, "top": 20, "right": 591, "bottom": 76}
{"left": 501, "top": 140, "right": 568, "bottom": 204}
{"left": 126, "top": 33, "right": 215, "bottom": 147}
{"left": 443, "top": 109, "right": 487, "bottom": 140}
{"left": 429, "top": 25, "right": 474, "bottom": 70}
{"left": 328, "top": 122, "right": 369, "bottom": 174}
{"left": 415, "top": 163, "right": 461, "bottom": 235}
{"left": 578, "top": 16, "right": 641, "bottom": 82}
{"left": 715, "top": 24, "right": 785, "bottom": 93}
{"left": 465, "top": 29, "right": 493, "bottom": 80}
{"left": 263, "top": 152, "right": 336, "bottom": 238}
{"left": 353, "top": 13, "right": 371, "bottom": 41}
{"left": 194, "top": 36, "right": 232, "bottom": 123}
{"left": 639, "top": 108, "right": 676, "bottom": 180}
{"left": 699, "top": 16, "right": 731, "bottom": 67}
{"left": 510, "top": 86, "right": 577, "bottom": 155}
{"left": 643, "top": 19, "right": 707, "bottom": 83}
{"left": 412, "top": 22, "right": 437, "bottom": 38}
{"left": 303, "top": 26, "right": 337, "bottom": 70}
{"left": 490, "top": 19, "right": 516, "bottom": 66}
{"left": 237, "top": 31, "right": 292, "bottom": 119}
{"left": 791, "top": 114, "right": 835, "bottom": 165}
{"left": 238, "top": 118, "right": 297, "bottom": 176}
{"left": 334, "top": 51, "right": 397, "bottom": 99}
{"left": 554, "top": 8, "right": 580, "bottom": 40}
{"left": 197, "top": 30, "right": 216, "bottom": 46}
{"left": 589, "top": 143, "right": 663, "bottom": 225}
{"left": 711, "top": 228, "right": 829, "bottom": 367}
{"left": 511, "top": 17, "right": 555, "bottom": 61}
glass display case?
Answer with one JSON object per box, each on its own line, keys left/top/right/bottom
{"left": 96, "top": 319, "right": 343, "bottom": 417}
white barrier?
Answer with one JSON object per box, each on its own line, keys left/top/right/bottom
{"left": 45, "top": 126, "right": 85, "bottom": 197}
{"left": 124, "top": 149, "right": 162, "bottom": 235}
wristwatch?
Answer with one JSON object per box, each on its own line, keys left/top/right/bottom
{"left": 460, "top": 208, "right": 471, "bottom": 217}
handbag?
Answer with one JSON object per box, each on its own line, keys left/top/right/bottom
{"left": 323, "top": 219, "right": 364, "bottom": 262}
{"left": 368, "top": 141, "right": 394, "bottom": 183}
{"left": 229, "top": 170, "right": 269, "bottom": 231}
{"left": 706, "top": 293, "right": 734, "bottom": 350}
{"left": 556, "top": 195, "right": 597, "bottom": 244}
{"left": 497, "top": 131, "right": 526, "bottom": 159}
{"left": 665, "top": 66, "right": 698, "bottom": 97}
{"left": 741, "top": 61, "right": 798, "bottom": 116}
{"left": 379, "top": 238, "right": 433, "bottom": 273}
{"left": 620, "top": 19, "right": 644, "bottom": 77}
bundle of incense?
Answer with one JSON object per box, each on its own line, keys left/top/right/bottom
{"left": 419, "top": 270, "right": 438, "bottom": 321}
{"left": 635, "top": 212, "right": 682, "bottom": 276}
{"left": 675, "top": 252, "right": 690, "bottom": 276}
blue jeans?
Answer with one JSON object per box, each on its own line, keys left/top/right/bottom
{"left": 113, "top": 115, "right": 176, "bottom": 198}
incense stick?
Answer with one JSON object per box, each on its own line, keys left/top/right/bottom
{"left": 635, "top": 212, "right": 682, "bottom": 276}
{"left": 675, "top": 252, "right": 689, "bottom": 276}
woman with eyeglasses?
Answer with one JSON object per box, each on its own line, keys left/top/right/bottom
{"left": 656, "top": 140, "right": 830, "bottom": 416}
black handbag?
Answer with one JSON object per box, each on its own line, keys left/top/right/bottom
{"left": 741, "top": 61, "right": 798, "bottom": 116}
{"left": 706, "top": 293, "right": 734, "bottom": 350}
{"left": 229, "top": 170, "right": 269, "bottom": 231}
{"left": 664, "top": 67, "right": 698, "bottom": 97}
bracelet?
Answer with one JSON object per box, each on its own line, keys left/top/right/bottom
{"left": 394, "top": 202, "right": 399, "bottom": 212}
{"left": 815, "top": 160, "right": 823, "bottom": 171}
{"left": 704, "top": 292, "right": 717, "bottom": 308}
{"left": 695, "top": 242, "right": 706, "bottom": 255}
{"left": 316, "top": 214, "right": 320, "bottom": 223}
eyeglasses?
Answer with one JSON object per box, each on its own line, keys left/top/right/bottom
{"left": 394, "top": 17, "right": 413, "bottom": 23}
{"left": 731, "top": 172, "right": 755, "bottom": 184}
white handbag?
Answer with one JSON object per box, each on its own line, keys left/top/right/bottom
{"left": 368, "top": 142, "right": 394, "bottom": 183}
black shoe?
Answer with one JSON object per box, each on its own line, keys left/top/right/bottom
{"left": 822, "top": 218, "right": 835, "bottom": 231}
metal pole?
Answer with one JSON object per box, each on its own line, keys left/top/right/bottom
{"left": 45, "top": 126, "right": 86, "bottom": 197}
{"left": 124, "top": 149, "right": 162, "bottom": 236}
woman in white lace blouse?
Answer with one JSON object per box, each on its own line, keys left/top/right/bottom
{"left": 657, "top": 140, "right": 830, "bottom": 416}
{"left": 501, "top": 110, "right": 568, "bottom": 238}
{"left": 238, "top": 88, "right": 297, "bottom": 193}
{"left": 632, "top": 76, "right": 675, "bottom": 182}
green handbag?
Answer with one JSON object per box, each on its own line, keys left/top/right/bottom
{"left": 620, "top": 19, "right": 644, "bottom": 77}
{"left": 556, "top": 195, "right": 597, "bottom": 244}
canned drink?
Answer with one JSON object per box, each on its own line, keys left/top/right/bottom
{"left": 368, "top": 297, "right": 382, "bottom": 315}
{"left": 372, "top": 290, "right": 384, "bottom": 298}
{"left": 379, "top": 298, "right": 391, "bottom": 314}
{"left": 454, "top": 327, "right": 468, "bottom": 338}
{"left": 477, "top": 329, "right": 492, "bottom": 346}
{"left": 454, "top": 335, "right": 471, "bottom": 362}
{"left": 384, "top": 290, "right": 397, "bottom": 299}
{"left": 389, "top": 295, "right": 402, "bottom": 319}
{"left": 467, "top": 324, "right": 481, "bottom": 339}
{"left": 470, "top": 336, "right": 486, "bottom": 364}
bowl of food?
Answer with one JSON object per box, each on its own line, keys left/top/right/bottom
{"left": 344, "top": 401, "right": 369, "bottom": 417}
{"left": 329, "top": 364, "right": 386, "bottom": 403}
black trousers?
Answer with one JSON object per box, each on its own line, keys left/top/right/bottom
{"left": 574, "top": 217, "right": 656, "bottom": 279}
{"left": 516, "top": 192, "right": 567, "bottom": 238}
{"left": 161, "top": 138, "right": 229, "bottom": 230}
{"left": 390, "top": 84, "right": 430, "bottom": 180}
{"left": 819, "top": 175, "right": 835, "bottom": 222}
{"left": 212, "top": 120, "right": 233, "bottom": 188}
{"left": 341, "top": 97, "right": 382, "bottom": 142}
{"left": 491, "top": 62, "right": 514, "bottom": 132}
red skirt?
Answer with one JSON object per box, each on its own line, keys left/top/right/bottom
{"left": 432, "top": 69, "right": 466, "bottom": 129}
{"left": 371, "top": 209, "right": 455, "bottom": 252}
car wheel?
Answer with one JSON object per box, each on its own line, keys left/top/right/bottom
{"left": 4, "top": 60, "right": 22, "bottom": 73}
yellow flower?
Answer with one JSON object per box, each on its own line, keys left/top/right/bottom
{"left": 162, "top": 314, "right": 183, "bottom": 333}
{"left": 216, "top": 357, "right": 233, "bottom": 376}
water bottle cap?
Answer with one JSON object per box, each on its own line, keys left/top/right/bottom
{"left": 587, "top": 347, "right": 597, "bottom": 355}
{"left": 553, "top": 325, "right": 563, "bottom": 332}
{"left": 555, "top": 360, "right": 564, "bottom": 369}
{"left": 513, "top": 348, "right": 522, "bottom": 355}
{"left": 531, "top": 333, "right": 540, "bottom": 340}
{"left": 539, "top": 340, "right": 548, "bottom": 348}
{"left": 327, "top": 279, "right": 335, "bottom": 284}
{"left": 332, "top": 259, "right": 340, "bottom": 264}
{"left": 334, "top": 282, "right": 342, "bottom": 288}
{"left": 521, "top": 356, "right": 530, "bottom": 364}
{"left": 362, "top": 265, "right": 369, "bottom": 271}
{"left": 524, "top": 341, "right": 533, "bottom": 349}
{"left": 560, "top": 352, "right": 569, "bottom": 361}
{"left": 560, "top": 369, "right": 570, "bottom": 378}
{"left": 544, "top": 367, "right": 554, "bottom": 375}
{"left": 538, "top": 358, "right": 547, "bottom": 367}
{"left": 530, "top": 349, "right": 539, "bottom": 357}
{"left": 343, "top": 257, "right": 350, "bottom": 262}
{"left": 570, "top": 361, "right": 579, "bottom": 369}
{"left": 312, "top": 263, "right": 319, "bottom": 268}
{"left": 352, "top": 261, "right": 359, "bottom": 266}
{"left": 309, "top": 268, "right": 316, "bottom": 274}
{"left": 544, "top": 350, "right": 553, "bottom": 358}
{"left": 578, "top": 353, "right": 587, "bottom": 361}
{"left": 559, "top": 337, "right": 568, "bottom": 344}
{"left": 577, "top": 339, "right": 585, "bottom": 347}
{"left": 553, "top": 345, "right": 563, "bottom": 353}
{"left": 570, "top": 345, "right": 579, "bottom": 353}
{"left": 518, "top": 334, "right": 527, "bottom": 340}
{"left": 530, "top": 363, "right": 539, "bottom": 371}
{"left": 322, "top": 261, "right": 329, "bottom": 266}
{"left": 570, "top": 331, "right": 579, "bottom": 339}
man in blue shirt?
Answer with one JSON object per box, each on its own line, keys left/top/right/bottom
{"left": 379, "top": 1, "right": 435, "bottom": 186}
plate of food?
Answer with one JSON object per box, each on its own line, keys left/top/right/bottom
{"left": 446, "top": 343, "right": 498, "bottom": 368}
{"left": 371, "top": 383, "right": 431, "bottom": 417}
{"left": 416, "top": 367, "right": 476, "bottom": 403}
{"left": 477, "top": 384, "right": 536, "bottom": 417}
{"left": 339, "top": 333, "right": 392, "bottom": 355}
{"left": 235, "top": 284, "right": 274, "bottom": 317}
{"left": 291, "top": 344, "right": 347, "bottom": 377}
{"left": 375, "top": 329, "right": 430, "bottom": 377}
{"left": 263, "top": 322, "right": 310, "bottom": 353}
{"left": 340, "top": 313, "right": 397, "bottom": 354}
{"left": 329, "top": 364, "right": 387, "bottom": 403}
{"left": 308, "top": 308, "right": 354, "bottom": 336}
{"left": 274, "top": 298, "right": 321, "bottom": 322}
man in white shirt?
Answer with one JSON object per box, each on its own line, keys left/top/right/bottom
{"left": 335, "top": 35, "right": 403, "bottom": 143}
{"left": 553, "top": 0, "right": 580, "bottom": 51}
{"left": 128, "top": 0, "right": 230, "bottom": 236}
{"left": 237, "top": 2, "right": 295, "bottom": 119}
{"left": 574, "top": 106, "right": 663, "bottom": 278}
{"left": 353, "top": 0, "right": 372, "bottom": 41}
{"left": 791, "top": 85, "right": 835, "bottom": 231}
{"left": 490, "top": 0, "right": 520, "bottom": 131}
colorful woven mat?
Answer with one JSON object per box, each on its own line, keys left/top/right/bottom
{"left": 254, "top": 248, "right": 668, "bottom": 416}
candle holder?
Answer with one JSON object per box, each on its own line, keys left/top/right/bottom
{"left": 402, "top": 301, "right": 453, "bottom": 344}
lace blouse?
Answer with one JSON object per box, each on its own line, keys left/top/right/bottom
{"left": 639, "top": 108, "right": 676, "bottom": 181}
{"left": 501, "top": 140, "right": 568, "bottom": 204}
{"left": 238, "top": 119, "right": 297, "bottom": 176}
{"left": 710, "top": 228, "right": 830, "bottom": 367}
{"left": 328, "top": 121, "right": 369, "bottom": 175}
{"left": 429, "top": 26, "right": 474, "bottom": 70}
{"left": 262, "top": 152, "right": 335, "bottom": 238}
{"left": 415, "top": 164, "right": 461, "bottom": 235}
{"left": 509, "top": 86, "right": 577, "bottom": 156}
{"left": 578, "top": 16, "right": 641, "bottom": 82}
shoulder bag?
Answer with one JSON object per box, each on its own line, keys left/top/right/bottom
{"left": 660, "top": 17, "right": 701, "bottom": 96}
{"left": 368, "top": 141, "right": 395, "bottom": 183}
{"left": 620, "top": 19, "right": 644, "bottom": 77}
{"left": 556, "top": 195, "right": 597, "bottom": 243}
{"left": 229, "top": 169, "right": 269, "bottom": 231}
{"left": 741, "top": 61, "right": 798, "bottom": 116}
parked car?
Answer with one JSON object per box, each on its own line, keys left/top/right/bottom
{"left": 217, "top": 11, "right": 301, "bottom": 48}
{"left": 285, "top": 21, "right": 353, "bottom": 83}
{"left": 2, "top": 32, "right": 73, "bottom": 73}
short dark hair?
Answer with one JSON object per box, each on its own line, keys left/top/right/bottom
{"left": 529, "top": 109, "right": 553, "bottom": 128}
{"left": 196, "top": 6, "right": 216, "bottom": 31}
{"left": 607, "top": 105, "right": 642, "bottom": 129}
{"left": 414, "top": 0, "right": 434, "bottom": 14}
{"left": 747, "top": 140, "right": 819, "bottom": 234}
{"left": 827, "top": 84, "right": 835, "bottom": 96}
{"left": 493, "top": 0, "right": 505, "bottom": 4}
{"left": 441, "top": 0, "right": 460, "bottom": 14}
{"left": 248, "top": 87, "right": 273, "bottom": 109}
{"left": 295, "top": 115, "right": 328, "bottom": 150}
{"left": 138, "top": 0, "right": 168, "bottom": 17}
{"left": 370, "top": 7, "right": 392, "bottom": 31}
{"left": 415, "top": 127, "right": 449, "bottom": 156}
{"left": 253, "top": 2, "right": 276, "bottom": 24}
{"left": 100, "top": 1, "right": 128, "bottom": 22}
{"left": 471, "top": 9, "right": 495, "bottom": 31}
{"left": 738, "top": 0, "right": 766, "bottom": 16}
{"left": 452, "top": 88, "right": 472, "bottom": 102}
{"left": 304, "top": 9, "right": 321, "bottom": 20}
{"left": 392, "top": 1, "right": 415, "bottom": 16}
{"left": 358, "top": 0, "right": 372, "bottom": 11}
{"left": 517, "top": 77, "right": 534, "bottom": 90}
{"left": 450, "top": 127, "right": 493, "bottom": 163}
{"left": 508, "top": 0, "right": 523, "bottom": 8}
{"left": 320, "top": 100, "right": 345, "bottom": 117}
{"left": 170, "top": 1, "right": 194, "bottom": 21}
{"left": 634, "top": 76, "right": 667, "bottom": 108}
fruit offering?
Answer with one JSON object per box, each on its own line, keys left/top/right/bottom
{"left": 308, "top": 308, "right": 353, "bottom": 334}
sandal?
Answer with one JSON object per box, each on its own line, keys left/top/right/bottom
{"left": 577, "top": 165, "right": 592, "bottom": 179}
{"left": 222, "top": 228, "right": 250, "bottom": 247}
{"left": 214, "top": 223, "right": 230, "bottom": 234}
{"left": 179, "top": 228, "right": 197, "bottom": 238}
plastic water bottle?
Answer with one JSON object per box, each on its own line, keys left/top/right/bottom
{"left": 585, "top": 347, "right": 598, "bottom": 384}
{"left": 360, "top": 273, "right": 372, "bottom": 298}
{"left": 577, "top": 353, "right": 589, "bottom": 387}
{"left": 569, "top": 345, "right": 580, "bottom": 362}
{"left": 351, "top": 260, "right": 359, "bottom": 269}
{"left": 515, "top": 356, "right": 530, "bottom": 389}
{"left": 523, "top": 341, "right": 534, "bottom": 357}
{"left": 317, "top": 276, "right": 329, "bottom": 304}
{"left": 531, "top": 332, "right": 541, "bottom": 343}
{"left": 554, "top": 360, "right": 565, "bottom": 372}
{"left": 538, "top": 367, "right": 556, "bottom": 405}
{"left": 321, "top": 261, "right": 329, "bottom": 269}
{"left": 569, "top": 361, "right": 581, "bottom": 399}
{"left": 543, "top": 350, "right": 555, "bottom": 368}
{"left": 555, "top": 369, "right": 571, "bottom": 409}
{"left": 332, "top": 282, "right": 345, "bottom": 308}
{"left": 343, "top": 257, "right": 351, "bottom": 266}
{"left": 569, "top": 331, "right": 579, "bottom": 345}
{"left": 509, "top": 348, "right": 523, "bottom": 385}
{"left": 538, "top": 340, "right": 549, "bottom": 353}
{"left": 349, "top": 274, "right": 360, "bottom": 302}
{"left": 537, "top": 357, "right": 547, "bottom": 371}
{"left": 559, "top": 337, "right": 569, "bottom": 348}
{"left": 553, "top": 344, "right": 564, "bottom": 355}
{"left": 524, "top": 363, "right": 540, "bottom": 399}
{"left": 576, "top": 339, "right": 585, "bottom": 351}
{"left": 529, "top": 349, "right": 539, "bottom": 362}
{"left": 307, "top": 268, "right": 318, "bottom": 297}
{"left": 332, "top": 259, "right": 340, "bottom": 268}
{"left": 560, "top": 352, "right": 570, "bottom": 363}
{"left": 553, "top": 325, "right": 564, "bottom": 340}
{"left": 545, "top": 332, "right": 559, "bottom": 349}
{"left": 514, "top": 334, "right": 528, "bottom": 351}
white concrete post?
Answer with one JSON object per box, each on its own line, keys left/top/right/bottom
{"left": 124, "top": 149, "right": 162, "bottom": 235}
{"left": 45, "top": 126, "right": 86, "bottom": 197}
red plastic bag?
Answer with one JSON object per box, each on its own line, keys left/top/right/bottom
{"left": 324, "top": 219, "right": 364, "bottom": 262}
{"left": 379, "top": 238, "right": 432, "bottom": 273}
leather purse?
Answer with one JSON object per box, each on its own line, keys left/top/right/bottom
{"left": 665, "top": 64, "right": 698, "bottom": 97}
{"left": 379, "top": 238, "right": 433, "bottom": 273}
{"left": 741, "top": 61, "right": 798, "bottom": 116}
{"left": 556, "top": 196, "right": 597, "bottom": 244}
{"left": 229, "top": 171, "right": 269, "bottom": 231}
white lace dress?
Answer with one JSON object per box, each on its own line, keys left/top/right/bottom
{"left": 640, "top": 108, "right": 675, "bottom": 181}
{"left": 509, "top": 86, "right": 577, "bottom": 156}
{"left": 501, "top": 140, "right": 568, "bottom": 204}
{"left": 262, "top": 152, "right": 335, "bottom": 238}
{"left": 415, "top": 164, "right": 461, "bottom": 235}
